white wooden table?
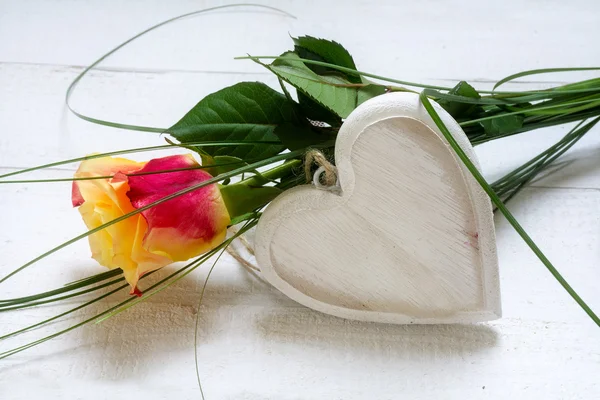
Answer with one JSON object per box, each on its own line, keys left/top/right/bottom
{"left": 1, "top": 1, "right": 599, "bottom": 399}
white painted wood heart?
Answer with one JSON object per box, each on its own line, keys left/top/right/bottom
{"left": 255, "top": 92, "right": 501, "bottom": 324}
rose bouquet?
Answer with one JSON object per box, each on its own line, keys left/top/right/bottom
{"left": 2, "top": 5, "right": 600, "bottom": 362}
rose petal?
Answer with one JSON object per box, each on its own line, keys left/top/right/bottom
{"left": 72, "top": 156, "right": 145, "bottom": 208}
{"left": 127, "top": 154, "right": 231, "bottom": 261}
{"left": 72, "top": 182, "right": 84, "bottom": 207}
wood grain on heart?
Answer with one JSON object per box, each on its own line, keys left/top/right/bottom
{"left": 255, "top": 92, "right": 501, "bottom": 324}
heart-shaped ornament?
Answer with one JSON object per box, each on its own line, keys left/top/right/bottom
{"left": 255, "top": 92, "right": 501, "bottom": 324}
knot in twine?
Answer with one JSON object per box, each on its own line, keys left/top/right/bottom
{"left": 304, "top": 149, "right": 338, "bottom": 188}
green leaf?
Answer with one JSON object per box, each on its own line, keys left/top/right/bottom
{"left": 261, "top": 52, "right": 365, "bottom": 118}
{"left": 438, "top": 81, "right": 482, "bottom": 118}
{"left": 293, "top": 46, "right": 333, "bottom": 77}
{"left": 169, "top": 82, "right": 304, "bottom": 160}
{"left": 480, "top": 114, "right": 525, "bottom": 136}
{"left": 292, "top": 36, "right": 359, "bottom": 83}
{"left": 293, "top": 36, "right": 357, "bottom": 70}
{"left": 274, "top": 123, "right": 334, "bottom": 151}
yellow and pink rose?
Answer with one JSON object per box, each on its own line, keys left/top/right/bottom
{"left": 71, "top": 154, "right": 231, "bottom": 295}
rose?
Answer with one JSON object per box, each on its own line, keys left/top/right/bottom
{"left": 72, "top": 154, "right": 231, "bottom": 295}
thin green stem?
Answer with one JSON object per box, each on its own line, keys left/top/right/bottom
{"left": 0, "top": 269, "right": 122, "bottom": 305}
{"left": 0, "top": 282, "right": 129, "bottom": 341}
{"left": 494, "top": 67, "right": 600, "bottom": 89}
{"left": 0, "top": 161, "right": 252, "bottom": 184}
{"left": 0, "top": 277, "right": 125, "bottom": 312}
{"left": 0, "top": 141, "right": 278, "bottom": 179}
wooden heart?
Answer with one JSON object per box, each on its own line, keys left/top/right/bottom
{"left": 255, "top": 92, "right": 501, "bottom": 324}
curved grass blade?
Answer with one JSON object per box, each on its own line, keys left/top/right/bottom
{"left": 192, "top": 217, "right": 259, "bottom": 398}
{"left": 422, "top": 88, "right": 512, "bottom": 105}
{"left": 419, "top": 91, "right": 600, "bottom": 328}
{"left": 495, "top": 131, "right": 586, "bottom": 205}
{"left": 65, "top": 5, "right": 295, "bottom": 133}
{"left": 194, "top": 240, "right": 230, "bottom": 400}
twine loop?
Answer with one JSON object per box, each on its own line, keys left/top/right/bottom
{"left": 304, "top": 149, "right": 339, "bottom": 190}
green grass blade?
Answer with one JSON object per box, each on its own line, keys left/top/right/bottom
{"left": 0, "top": 278, "right": 125, "bottom": 312}
{"left": 460, "top": 99, "right": 600, "bottom": 127}
{"left": 0, "top": 269, "right": 123, "bottom": 305}
{"left": 0, "top": 141, "right": 279, "bottom": 179}
{"left": 494, "top": 67, "right": 600, "bottom": 90}
{"left": 0, "top": 282, "right": 129, "bottom": 341}
{"left": 491, "top": 120, "right": 587, "bottom": 188}
{"left": 0, "top": 160, "right": 255, "bottom": 184}
{"left": 492, "top": 119, "right": 597, "bottom": 203}
{"left": 62, "top": 269, "right": 123, "bottom": 288}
